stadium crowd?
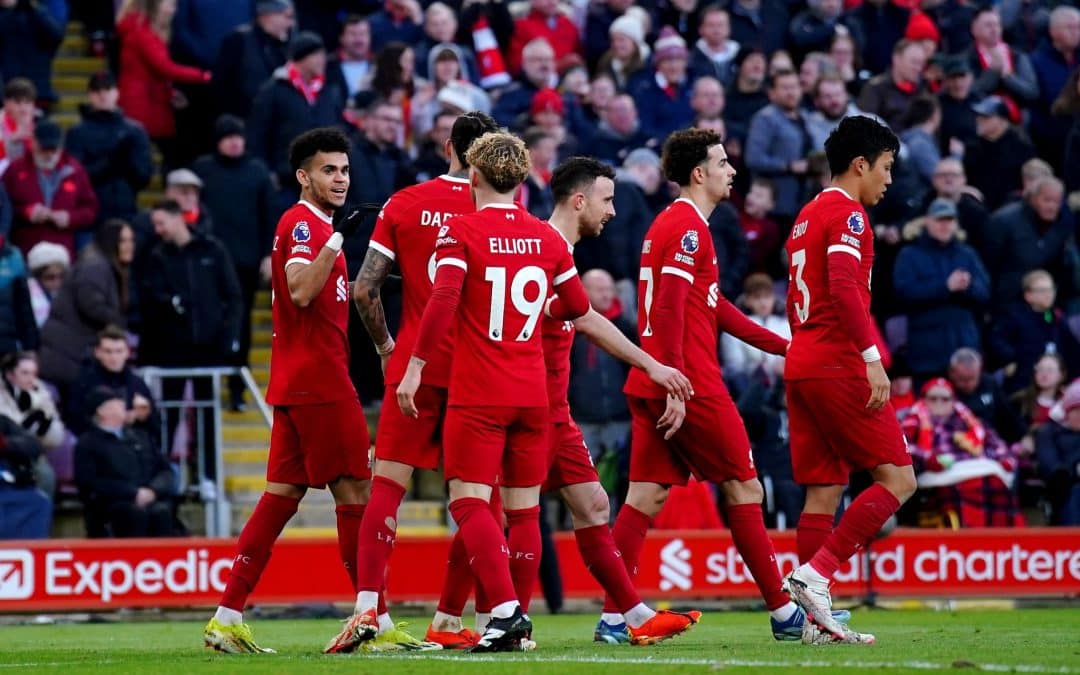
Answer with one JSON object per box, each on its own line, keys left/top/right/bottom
{"left": 1, "top": 0, "right": 1080, "bottom": 542}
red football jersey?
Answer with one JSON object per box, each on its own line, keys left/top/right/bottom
{"left": 369, "top": 174, "right": 474, "bottom": 387}
{"left": 784, "top": 187, "right": 876, "bottom": 380}
{"left": 434, "top": 203, "right": 584, "bottom": 407}
{"left": 625, "top": 198, "right": 726, "bottom": 399}
{"left": 266, "top": 201, "right": 355, "bottom": 406}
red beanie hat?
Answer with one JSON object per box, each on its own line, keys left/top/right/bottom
{"left": 530, "top": 88, "right": 565, "bottom": 117}
{"left": 905, "top": 12, "right": 940, "bottom": 44}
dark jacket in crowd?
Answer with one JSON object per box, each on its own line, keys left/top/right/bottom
{"left": 1035, "top": 419, "right": 1080, "bottom": 524}
{"left": 893, "top": 231, "right": 991, "bottom": 375}
{"left": 246, "top": 68, "right": 346, "bottom": 186}
{"left": 724, "top": 87, "right": 771, "bottom": 141}
{"left": 844, "top": 1, "right": 910, "bottom": 74}
{"left": 568, "top": 312, "right": 634, "bottom": 424}
{"left": 1030, "top": 40, "right": 1080, "bottom": 169}
{"left": 172, "top": 0, "right": 252, "bottom": 69}
{"left": 573, "top": 179, "right": 653, "bottom": 282}
{"left": 955, "top": 374, "right": 1027, "bottom": 443}
{"left": 64, "top": 105, "right": 154, "bottom": 224}
{"left": 75, "top": 426, "right": 174, "bottom": 506}
{"left": 938, "top": 89, "right": 979, "bottom": 151}
{"left": 856, "top": 73, "right": 922, "bottom": 131}
{"left": 963, "top": 127, "right": 1036, "bottom": 211}
{"left": 0, "top": 413, "right": 41, "bottom": 489}
{"left": 965, "top": 43, "right": 1040, "bottom": 107}
{"left": 39, "top": 245, "right": 128, "bottom": 389}
{"left": 190, "top": 151, "right": 277, "bottom": 270}
{"left": 343, "top": 134, "right": 417, "bottom": 277}
{"left": 212, "top": 22, "right": 290, "bottom": 119}
{"left": 1066, "top": 118, "right": 1080, "bottom": 194}
{"left": 0, "top": 1, "right": 63, "bottom": 103}
{"left": 923, "top": 0, "right": 976, "bottom": 54}
{"left": 66, "top": 360, "right": 160, "bottom": 439}
{"left": 728, "top": 0, "right": 789, "bottom": 55}
{"left": 0, "top": 240, "right": 38, "bottom": 355}
{"left": 0, "top": 181, "right": 11, "bottom": 238}
{"left": 745, "top": 104, "right": 811, "bottom": 219}
{"left": 788, "top": 10, "right": 843, "bottom": 62}
{"left": 629, "top": 73, "right": 695, "bottom": 141}
{"left": 988, "top": 302, "right": 1080, "bottom": 392}
{"left": 140, "top": 231, "right": 242, "bottom": 366}
{"left": 709, "top": 202, "right": 751, "bottom": 300}
{"left": 982, "top": 200, "right": 1076, "bottom": 304}
{"left": 590, "top": 126, "right": 658, "bottom": 166}
{"left": 492, "top": 79, "right": 542, "bottom": 129}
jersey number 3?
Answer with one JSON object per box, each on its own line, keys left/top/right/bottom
{"left": 790, "top": 249, "right": 810, "bottom": 324}
{"left": 485, "top": 266, "right": 547, "bottom": 341}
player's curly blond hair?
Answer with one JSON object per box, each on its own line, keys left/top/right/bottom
{"left": 465, "top": 131, "right": 530, "bottom": 194}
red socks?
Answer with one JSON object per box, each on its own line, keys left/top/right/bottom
{"left": 811, "top": 484, "right": 900, "bottom": 579}
{"left": 505, "top": 505, "right": 541, "bottom": 612}
{"left": 575, "top": 524, "right": 642, "bottom": 614}
{"left": 436, "top": 529, "right": 474, "bottom": 616}
{"left": 220, "top": 492, "right": 299, "bottom": 611}
{"left": 335, "top": 503, "right": 365, "bottom": 590}
{"left": 797, "top": 512, "right": 835, "bottom": 564}
{"left": 356, "top": 476, "right": 407, "bottom": 593}
{"left": 726, "top": 502, "right": 788, "bottom": 611}
{"left": 602, "top": 504, "right": 651, "bottom": 613}
{"left": 448, "top": 497, "right": 516, "bottom": 609}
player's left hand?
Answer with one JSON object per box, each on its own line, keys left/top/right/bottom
{"left": 657, "top": 395, "right": 686, "bottom": 440}
{"left": 396, "top": 367, "right": 422, "bottom": 418}
{"left": 646, "top": 362, "right": 693, "bottom": 401}
{"left": 336, "top": 202, "right": 382, "bottom": 237}
{"left": 865, "top": 360, "right": 890, "bottom": 411}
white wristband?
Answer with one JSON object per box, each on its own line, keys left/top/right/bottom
{"left": 376, "top": 337, "right": 396, "bottom": 356}
{"left": 325, "top": 232, "right": 344, "bottom": 252}
{"left": 862, "top": 345, "right": 882, "bottom": 363}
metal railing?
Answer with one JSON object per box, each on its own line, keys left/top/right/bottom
{"left": 138, "top": 366, "right": 271, "bottom": 537}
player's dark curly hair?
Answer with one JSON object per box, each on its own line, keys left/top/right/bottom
{"left": 824, "top": 115, "right": 899, "bottom": 177}
{"left": 661, "top": 128, "right": 723, "bottom": 187}
{"left": 450, "top": 112, "right": 500, "bottom": 168}
{"left": 551, "top": 157, "right": 616, "bottom": 203}
{"left": 289, "top": 127, "right": 351, "bottom": 172}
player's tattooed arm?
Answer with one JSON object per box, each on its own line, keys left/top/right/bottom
{"left": 353, "top": 247, "right": 394, "bottom": 351}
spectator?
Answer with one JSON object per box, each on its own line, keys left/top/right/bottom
{"left": 508, "top": 0, "right": 581, "bottom": 76}
{"left": 1012, "top": 353, "right": 1068, "bottom": 428}
{"left": 1035, "top": 386, "right": 1080, "bottom": 524}
{"left": 890, "top": 352, "right": 916, "bottom": 416}
{"left": 689, "top": 5, "right": 739, "bottom": 85}
{"left": 583, "top": 0, "right": 636, "bottom": 70}
{"left": 0, "top": 413, "right": 51, "bottom": 538}
{"left": 902, "top": 377, "right": 1022, "bottom": 527}
{"left": 0, "top": 350, "right": 63, "bottom": 497}
{"left": 565, "top": 72, "right": 615, "bottom": 145}
{"left": 948, "top": 347, "right": 1027, "bottom": 443}
{"left": 140, "top": 200, "right": 241, "bottom": 481}
{"left": 171, "top": 0, "right": 251, "bottom": 70}
{"left": 0, "top": 0, "right": 63, "bottom": 108}
{"left": 75, "top": 387, "right": 177, "bottom": 537}
{"left": 129, "top": 169, "right": 213, "bottom": 271}
{"left": 66, "top": 326, "right": 159, "bottom": 440}
{"left": 630, "top": 28, "right": 695, "bottom": 141}
{"left": 590, "top": 95, "right": 656, "bottom": 166}
{"left": 38, "top": 220, "right": 135, "bottom": 393}
{"left": 619, "top": 147, "right": 671, "bottom": 217}
{"left": 247, "top": 31, "right": 346, "bottom": 210}
{"left": 900, "top": 96, "right": 943, "bottom": 190}
{"left": 569, "top": 269, "right": 633, "bottom": 464}
{"left": 797, "top": 52, "right": 836, "bottom": 106}
{"left": 368, "top": 0, "right": 423, "bottom": 54}
{"left": 1031, "top": 7, "right": 1080, "bottom": 172}
{"left": 414, "top": 3, "right": 478, "bottom": 84}
{"left": 191, "top": 115, "right": 276, "bottom": 411}
{"left": 115, "top": 0, "right": 211, "bottom": 174}
{"left": 412, "top": 45, "right": 490, "bottom": 138}
{"left": 745, "top": 70, "right": 810, "bottom": 224}
{"left": 522, "top": 88, "right": 576, "bottom": 161}
{"left": 0, "top": 228, "right": 37, "bottom": 356}
{"left": 724, "top": 47, "right": 770, "bottom": 140}
{"left": 413, "top": 109, "right": 455, "bottom": 181}
{"left": 894, "top": 198, "right": 990, "bottom": 380}
{"left": 326, "top": 15, "right": 375, "bottom": 100}
{"left": 520, "top": 128, "right": 556, "bottom": 219}
{"left": 989, "top": 270, "right": 1080, "bottom": 394}
{"left": 1052, "top": 67, "right": 1080, "bottom": 194}
{"left": 24, "top": 241, "right": 68, "bottom": 327}
{"left": 965, "top": 8, "right": 1039, "bottom": 112}
{"left": 857, "top": 39, "right": 927, "bottom": 131}
{"left": 984, "top": 175, "right": 1074, "bottom": 305}
{"left": 844, "top": 0, "right": 911, "bottom": 75}
{"left": 963, "top": 96, "right": 1036, "bottom": 211}
{"left": 690, "top": 76, "right": 726, "bottom": 120}
{"left": 806, "top": 73, "right": 865, "bottom": 150}
{"left": 789, "top": 0, "right": 845, "bottom": 63}
{"left": 828, "top": 31, "right": 869, "bottom": 98}
{"left": 708, "top": 197, "right": 751, "bottom": 299}
{"left": 4, "top": 120, "right": 98, "bottom": 260}
{"left": 739, "top": 180, "right": 782, "bottom": 276}
{"left": 212, "top": 0, "right": 294, "bottom": 120}
{"left": 65, "top": 72, "right": 154, "bottom": 227}
{"left": 358, "top": 42, "right": 426, "bottom": 148}
{"left": 728, "top": 0, "right": 788, "bottom": 56}
{"left": 597, "top": 14, "right": 649, "bottom": 92}
{"left": 924, "top": 157, "right": 989, "bottom": 254}
{"left": 722, "top": 273, "right": 790, "bottom": 391}
{"left": 496, "top": 38, "right": 560, "bottom": 131}
{"left": 0, "top": 79, "right": 37, "bottom": 178}
{"left": 937, "top": 57, "right": 978, "bottom": 157}
{"left": 574, "top": 158, "right": 655, "bottom": 285}
{"left": 922, "top": 0, "right": 976, "bottom": 56}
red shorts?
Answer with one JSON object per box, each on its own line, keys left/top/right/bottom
{"left": 442, "top": 405, "right": 548, "bottom": 487}
{"left": 542, "top": 419, "right": 599, "bottom": 492}
{"left": 786, "top": 377, "right": 912, "bottom": 486}
{"left": 374, "top": 384, "right": 447, "bottom": 470}
{"left": 628, "top": 394, "right": 756, "bottom": 486}
{"left": 267, "top": 397, "right": 372, "bottom": 488}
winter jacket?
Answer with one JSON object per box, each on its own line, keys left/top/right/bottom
{"left": 38, "top": 245, "right": 127, "bottom": 388}
{"left": 728, "top": 0, "right": 789, "bottom": 55}
{"left": 66, "top": 360, "right": 159, "bottom": 439}
{"left": 212, "top": 22, "right": 289, "bottom": 119}
{"left": 899, "top": 126, "right": 940, "bottom": 188}
{"left": 709, "top": 202, "right": 751, "bottom": 299}
{"left": 172, "top": 0, "right": 251, "bottom": 69}
{"left": 64, "top": 106, "right": 154, "bottom": 223}
{"left": 629, "top": 72, "right": 695, "bottom": 142}
{"left": 590, "top": 125, "right": 657, "bottom": 166}
{"left": 0, "top": 379, "right": 64, "bottom": 451}
{"left": 367, "top": 9, "right": 424, "bottom": 53}
{"left": 893, "top": 232, "right": 990, "bottom": 375}
{"left": 0, "top": 242, "right": 37, "bottom": 354}
{"left": 938, "top": 90, "right": 978, "bottom": 151}
{"left": 856, "top": 72, "right": 923, "bottom": 131}
{"left": 988, "top": 302, "right": 1080, "bottom": 392}
{"left": 955, "top": 375, "right": 1027, "bottom": 444}
{"left": 687, "top": 41, "right": 738, "bottom": 87}
{"left": 843, "top": 1, "right": 911, "bottom": 74}
{"left": 0, "top": 414, "right": 42, "bottom": 489}
{"left": 75, "top": 426, "right": 174, "bottom": 506}
{"left": 966, "top": 44, "right": 1040, "bottom": 107}
{"left": 982, "top": 200, "right": 1076, "bottom": 303}
{"left": 1030, "top": 40, "right": 1080, "bottom": 167}
{"left": 190, "top": 151, "right": 277, "bottom": 269}
{"left": 492, "top": 79, "right": 542, "bottom": 129}
{"left": 0, "top": 2, "right": 63, "bottom": 103}
{"left": 3, "top": 152, "right": 98, "bottom": 259}
{"left": 963, "top": 128, "right": 1036, "bottom": 211}
{"left": 116, "top": 12, "right": 208, "bottom": 139}
{"left": 140, "top": 231, "right": 242, "bottom": 366}
{"left": 1036, "top": 420, "right": 1080, "bottom": 483}
{"left": 246, "top": 67, "right": 346, "bottom": 186}
{"left": 745, "top": 104, "right": 811, "bottom": 218}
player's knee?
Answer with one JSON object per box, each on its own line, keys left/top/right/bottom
{"left": 576, "top": 484, "right": 610, "bottom": 527}
{"left": 626, "top": 482, "right": 668, "bottom": 516}
{"left": 892, "top": 468, "right": 918, "bottom": 502}
{"left": 720, "top": 478, "right": 763, "bottom": 505}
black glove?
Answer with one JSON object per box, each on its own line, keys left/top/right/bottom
{"left": 335, "top": 202, "right": 382, "bottom": 237}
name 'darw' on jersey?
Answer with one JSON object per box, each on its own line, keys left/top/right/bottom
{"left": 420, "top": 210, "right": 461, "bottom": 227}
{"left": 489, "top": 237, "right": 543, "bottom": 254}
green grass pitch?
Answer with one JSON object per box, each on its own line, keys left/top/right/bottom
{"left": 1, "top": 608, "right": 1078, "bottom": 674}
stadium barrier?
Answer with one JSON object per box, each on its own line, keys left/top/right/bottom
{"left": 1, "top": 528, "right": 1076, "bottom": 611}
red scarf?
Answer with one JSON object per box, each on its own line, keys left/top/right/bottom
{"left": 287, "top": 62, "right": 324, "bottom": 105}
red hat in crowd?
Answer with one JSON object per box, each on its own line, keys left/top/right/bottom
{"left": 530, "top": 88, "right": 565, "bottom": 117}
{"left": 920, "top": 377, "right": 955, "bottom": 398}
{"left": 905, "top": 12, "right": 941, "bottom": 44}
